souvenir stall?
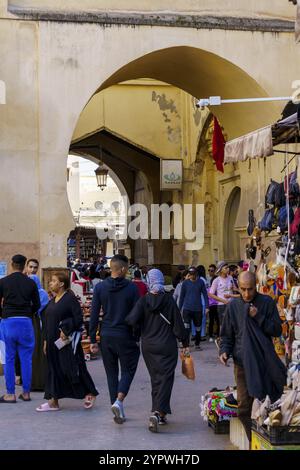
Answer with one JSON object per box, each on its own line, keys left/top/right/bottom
{"left": 225, "top": 104, "right": 300, "bottom": 449}
{"left": 200, "top": 387, "right": 238, "bottom": 434}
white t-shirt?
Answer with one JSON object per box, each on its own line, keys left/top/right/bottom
{"left": 209, "top": 275, "right": 234, "bottom": 305}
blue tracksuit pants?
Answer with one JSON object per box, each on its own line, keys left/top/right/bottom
{"left": 2, "top": 317, "right": 35, "bottom": 394}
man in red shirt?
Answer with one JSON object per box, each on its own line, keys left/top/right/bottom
{"left": 132, "top": 270, "right": 148, "bottom": 297}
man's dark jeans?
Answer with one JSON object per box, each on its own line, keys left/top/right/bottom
{"left": 100, "top": 335, "right": 140, "bottom": 404}
{"left": 182, "top": 309, "right": 202, "bottom": 346}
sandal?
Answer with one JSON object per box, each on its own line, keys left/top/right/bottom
{"left": 84, "top": 395, "right": 96, "bottom": 409}
{"left": 36, "top": 402, "right": 60, "bottom": 412}
{"left": 0, "top": 395, "right": 17, "bottom": 403}
{"left": 18, "top": 394, "right": 31, "bottom": 402}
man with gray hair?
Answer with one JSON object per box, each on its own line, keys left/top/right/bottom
{"left": 219, "top": 271, "right": 286, "bottom": 445}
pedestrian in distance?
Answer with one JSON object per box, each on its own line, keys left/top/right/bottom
{"left": 36, "top": 272, "right": 98, "bottom": 412}
{"left": 178, "top": 266, "right": 209, "bottom": 350}
{"left": 29, "top": 274, "right": 49, "bottom": 391}
{"left": 208, "top": 261, "right": 240, "bottom": 348}
{"left": 126, "top": 268, "right": 189, "bottom": 433}
{"left": 25, "top": 258, "right": 39, "bottom": 276}
{"left": 132, "top": 269, "right": 148, "bottom": 297}
{"left": 90, "top": 254, "right": 140, "bottom": 424}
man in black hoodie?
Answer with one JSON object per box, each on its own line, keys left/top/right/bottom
{"left": 0, "top": 254, "right": 40, "bottom": 403}
{"left": 90, "top": 254, "right": 140, "bottom": 424}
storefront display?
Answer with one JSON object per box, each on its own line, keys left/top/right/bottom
{"left": 200, "top": 387, "right": 238, "bottom": 434}
{"left": 77, "top": 294, "right": 101, "bottom": 361}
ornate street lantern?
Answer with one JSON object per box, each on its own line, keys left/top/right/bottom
{"left": 95, "top": 145, "right": 108, "bottom": 190}
{"left": 95, "top": 164, "right": 108, "bottom": 190}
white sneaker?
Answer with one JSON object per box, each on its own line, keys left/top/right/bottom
{"left": 209, "top": 337, "right": 214, "bottom": 343}
{"left": 111, "top": 400, "right": 126, "bottom": 424}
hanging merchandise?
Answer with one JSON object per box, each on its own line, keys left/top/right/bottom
{"left": 258, "top": 208, "right": 277, "bottom": 233}
{"left": 247, "top": 209, "right": 256, "bottom": 236}
{"left": 278, "top": 206, "right": 294, "bottom": 234}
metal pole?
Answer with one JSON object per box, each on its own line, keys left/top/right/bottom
{"left": 286, "top": 144, "right": 291, "bottom": 240}
{"left": 221, "top": 97, "right": 292, "bottom": 105}
{"left": 196, "top": 95, "right": 294, "bottom": 108}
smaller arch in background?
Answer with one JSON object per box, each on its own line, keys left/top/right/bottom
{"left": 223, "top": 187, "right": 241, "bottom": 262}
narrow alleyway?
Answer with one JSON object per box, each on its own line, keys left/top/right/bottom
{"left": 0, "top": 342, "right": 235, "bottom": 450}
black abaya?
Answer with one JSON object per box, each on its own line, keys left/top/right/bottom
{"left": 43, "top": 291, "right": 98, "bottom": 400}
{"left": 126, "top": 292, "right": 188, "bottom": 414}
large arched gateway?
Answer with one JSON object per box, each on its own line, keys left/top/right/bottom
{"left": 0, "top": 2, "right": 298, "bottom": 273}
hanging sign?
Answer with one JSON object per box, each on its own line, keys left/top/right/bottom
{"left": 160, "top": 159, "right": 183, "bottom": 191}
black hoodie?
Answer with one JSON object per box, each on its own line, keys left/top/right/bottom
{"left": 126, "top": 292, "right": 189, "bottom": 348}
{"left": 90, "top": 276, "right": 140, "bottom": 342}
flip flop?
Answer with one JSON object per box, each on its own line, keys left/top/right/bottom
{"left": 18, "top": 394, "right": 31, "bottom": 402}
{"left": 0, "top": 395, "right": 17, "bottom": 403}
{"left": 36, "top": 402, "right": 60, "bottom": 412}
{"left": 84, "top": 395, "right": 96, "bottom": 409}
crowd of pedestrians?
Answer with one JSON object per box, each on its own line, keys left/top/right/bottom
{"left": 0, "top": 254, "right": 285, "bottom": 445}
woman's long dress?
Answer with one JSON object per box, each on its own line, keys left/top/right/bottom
{"left": 126, "top": 292, "right": 188, "bottom": 415}
{"left": 43, "top": 291, "right": 98, "bottom": 400}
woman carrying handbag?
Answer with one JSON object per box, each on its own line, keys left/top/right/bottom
{"left": 126, "top": 268, "right": 189, "bottom": 433}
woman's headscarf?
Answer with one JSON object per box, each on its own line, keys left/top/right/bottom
{"left": 29, "top": 274, "right": 49, "bottom": 315}
{"left": 147, "top": 268, "right": 165, "bottom": 294}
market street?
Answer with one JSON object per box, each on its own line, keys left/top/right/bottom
{"left": 0, "top": 341, "right": 235, "bottom": 450}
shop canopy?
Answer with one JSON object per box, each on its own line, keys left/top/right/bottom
{"left": 224, "top": 108, "right": 300, "bottom": 163}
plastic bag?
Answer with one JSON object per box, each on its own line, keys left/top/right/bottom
{"left": 180, "top": 352, "right": 195, "bottom": 380}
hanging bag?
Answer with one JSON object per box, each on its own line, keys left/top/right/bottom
{"left": 278, "top": 206, "right": 294, "bottom": 233}
{"left": 180, "top": 351, "right": 196, "bottom": 380}
{"left": 258, "top": 208, "right": 276, "bottom": 232}
{"left": 247, "top": 209, "right": 256, "bottom": 236}
{"left": 265, "top": 180, "right": 279, "bottom": 205}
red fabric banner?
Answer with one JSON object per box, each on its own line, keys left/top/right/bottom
{"left": 212, "top": 116, "right": 225, "bottom": 173}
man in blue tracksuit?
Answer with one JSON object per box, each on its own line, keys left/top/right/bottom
{"left": 90, "top": 254, "right": 140, "bottom": 424}
{"left": 179, "top": 266, "right": 209, "bottom": 350}
{"left": 0, "top": 254, "right": 40, "bottom": 403}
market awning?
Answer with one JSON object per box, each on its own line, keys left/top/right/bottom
{"left": 224, "top": 108, "right": 300, "bottom": 163}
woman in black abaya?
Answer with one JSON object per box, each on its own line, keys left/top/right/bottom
{"left": 36, "top": 272, "right": 98, "bottom": 412}
{"left": 126, "top": 268, "right": 189, "bottom": 432}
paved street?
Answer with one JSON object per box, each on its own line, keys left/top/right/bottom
{"left": 0, "top": 341, "right": 235, "bottom": 450}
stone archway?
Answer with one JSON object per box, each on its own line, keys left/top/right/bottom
{"left": 3, "top": 17, "right": 295, "bottom": 269}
